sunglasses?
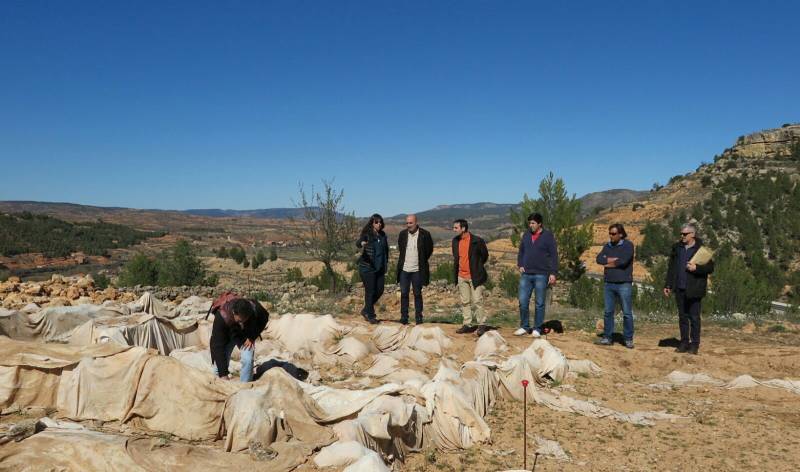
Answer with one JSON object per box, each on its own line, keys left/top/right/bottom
{"left": 680, "top": 232, "right": 692, "bottom": 236}
{"left": 608, "top": 232, "right": 618, "bottom": 236}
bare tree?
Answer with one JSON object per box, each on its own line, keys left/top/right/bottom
{"left": 290, "top": 180, "right": 357, "bottom": 293}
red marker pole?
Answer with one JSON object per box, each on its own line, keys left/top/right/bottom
{"left": 522, "top": 379, "right": 529, "bottom": 469}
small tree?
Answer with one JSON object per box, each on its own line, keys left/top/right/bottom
{"left": 509, "top": 172, "right": 593, "bottom": 282}
{"left": 255, "top": 250, "right": 267, "bottom": 266}
{"left": 290, "top": 180, "right": 358, "bottom": 293}
{"left": 269, "top": 246, "right": 278, "bottom": 261}
{"left": 157, "top": 240, "right": 208, "bottom": 286}
{"left": 118, "top": 253, "right": 158, "bottom": 286}
{"left": 217, "top": 247, "right": 229, "bottom": 258}
{"left": 250, "top": 256, "right": 260, "bottom": 269}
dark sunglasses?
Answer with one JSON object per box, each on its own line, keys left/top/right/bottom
{"left": 608, "top": 232, "right": 618, "bottom": 236}
{"left": 680, "top": 232, "right": 692, "bottom": 236}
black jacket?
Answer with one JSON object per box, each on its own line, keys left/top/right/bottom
{"left": 665, "top": 239, "right": 714, "bottom": 299}
{"left": 357, "top": 230, "right": 389, "bottom": 275}
{"left": 452, "top": 232, "right": 489, "bottom": 287}
{"left": 396, "top": 227, "right": 434, "bottom": 285}
{"left": 209, "top": 298, "right": 269, "bottom": 377}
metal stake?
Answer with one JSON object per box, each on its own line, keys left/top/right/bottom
{"left": 522, "top": 379, "right": 529, "bottom": 469}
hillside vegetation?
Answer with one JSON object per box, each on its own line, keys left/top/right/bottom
{"left": 0, "top": 212, "right": 164, "bottom": 258}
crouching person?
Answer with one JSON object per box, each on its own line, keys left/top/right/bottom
{"left": 210, "top": 297, "right": 269, "bottom": 381}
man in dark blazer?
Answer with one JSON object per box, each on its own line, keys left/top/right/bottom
{"left": 396, "top": 214, "right": 434, "bottom": 324}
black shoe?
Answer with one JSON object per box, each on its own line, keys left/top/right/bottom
{"left": 475, "top": 325, "right": 489, "bottom": 337}
{"left": 675, "top": 344, "right": 690, "bottom": 353}
{"left": 399, "top": 318, "right": 409, "bottom": 325}
{"left": 688, "top": 345, "right": 699, "bottom": 355}
{"left": 624, "top": 339, "right": 634, "bottom": 349}
{"left": 456, "top": 324, "right": 475, "bottom": 334}
{"left": 415, "top": 316, "right": 423, "bottom": 325}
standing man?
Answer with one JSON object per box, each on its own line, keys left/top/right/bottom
{"left": 595, "top": 223, "right": 635, "bottom": 348}
{"left": 451, "top": 219, "right": 490, "bottom": 336}
{"left": 396, "top": 214, "right": 434, "bottom": 325}
{"left": 515, "top": 213, "right": 558, "bottom": 337}
{"left": 664, "top": 222, "right": 714, "bottom": 355}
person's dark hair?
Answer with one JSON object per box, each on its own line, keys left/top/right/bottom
{"left": 608, "top": 223, "right": 627, "bottom": 239}
{"left": 360, "top": 213, "right": 385, "bottom": 238}
{"left": 231, "top": 298, "right": 254, "bottom": 319}
{"left": 453, "top": 219, "right": 469, "bottom": 231}
{"left": 527, "top": 213, "right": 543, "bottom": 224}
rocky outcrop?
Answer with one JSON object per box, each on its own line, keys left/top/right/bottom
{"left": 723, "top": 124, "right": 800, "bottom": 159}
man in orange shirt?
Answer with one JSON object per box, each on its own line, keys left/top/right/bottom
{"left": 451, "top": 219, "right": 490, "bottom": 335}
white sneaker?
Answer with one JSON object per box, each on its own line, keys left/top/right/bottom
{"left": 530, "top": 329, "right": 542, "bottom": 338}
{"left": 513, "top": 328, "right": 528, "bottom": 336}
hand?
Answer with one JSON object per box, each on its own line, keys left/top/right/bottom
{"left": 686, "top": 262, "right": 697, "bottom": 272}
{"left": 360, "top": 241, "right": 367, "bottom": 247}
{"left": 548, "top": 275, "right": 556, "bottom": 286}
{"left": 242, "top": 339, "right": 254, "bottom": 351}
{"left": 606, "top": 257, "right": 617, "bottom": 266}
{"left": 518, "top": 267, "right": 525, "bottom": 273}
{"left": 663, "top": 288, "right": 671, "bottom": 297}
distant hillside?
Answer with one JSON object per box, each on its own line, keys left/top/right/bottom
{"left": 578, "top": 189, "right": 649, "bottom": 218}
{"left": 586, "top": 123, "right": 800, "bottom": 303}
{"left": 184, "top": 208, "right": 307, "bottom": 219}
{"left": 0, "top": 212, "right": 164, "bottom": 258}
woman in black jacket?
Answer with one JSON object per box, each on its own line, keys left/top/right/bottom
{"left": 357, "top": 213, "right": 389, "bottom": 324}
{"left": 663, "top": 223, "right": 714, "bottom": 355}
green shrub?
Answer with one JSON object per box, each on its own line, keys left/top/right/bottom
{"left": 307, "top": 268, "right": 348, "bottom": 293}
{"left": 385, "top": 261, "right": 398, "bottom": 285}
{"left": 0, "top": 265, "right": 11, "bottom": 282}
{"left": 285, "top": 267, "right": 304, "bottom": 283}
{"left": 117, "top": 253, "right": 158, "bottom": 286}
{"left": 217, "top": 247, "right": 229, "bottom": 258}
{"left": 567, "top": 276, "right": 604, "bottom": 310}
{"left": 707, "top": 255, "right": 775, "bottom": 315}
{"left": 249, "top": 291, "right": 275, "bottom": 303}
{"left": 498, "top": 269, "right": 520, "bottom": 298}
{"left": 92, "top": 272, "right": 111, "bottom": 290}
{"left": 269, "top": 246, "right": 278, "bottom": 261}
{"left": 157, "top": 240, "right": 212, "bottom": 286}
{"left": 637, "top": 222, "right": 673, "bottom": 266}
{"left": 430, "top": 261, "right": 455, "bottom": 284}
{"left": 229, "top": 246, "right": 246, "bottom": 264}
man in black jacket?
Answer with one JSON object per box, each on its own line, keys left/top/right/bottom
{"left": 210, "top": 298, "right": 269, "bottom": 381}
{"left": 396, "top": 214, "right": 434, "bottom": 325}
{"left": 451, "top": 219, "right": 490, "bottom": 336}
{"left": 664, "top": 223, "right": 714, "bottom": 355}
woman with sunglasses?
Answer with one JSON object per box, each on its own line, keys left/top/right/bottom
{"left": 357, "top": 213, "right": 389, "bottom": 324}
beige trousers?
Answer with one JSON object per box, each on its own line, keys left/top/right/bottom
{"left": 457, "top": 276, "right": 486, "bottom": 325}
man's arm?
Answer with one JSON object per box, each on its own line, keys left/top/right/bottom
{"left": 693, "top": 259, "right": 714, "bottom": 275}
{"left": 614, "top": 241, "right": 634, "bottom": 268}
{"left": 595, "top": 245, "right": 608, "bottom": 265}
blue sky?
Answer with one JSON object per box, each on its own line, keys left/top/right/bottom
{"left": 1, "top": 1, "right": 798, "bottom": 216}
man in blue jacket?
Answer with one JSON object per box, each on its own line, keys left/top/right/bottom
{"left": 515, "top": 213, "right": 558, "bottom": 337}
{"left": 594, "top": 223, "right": 635, "bottom": 348}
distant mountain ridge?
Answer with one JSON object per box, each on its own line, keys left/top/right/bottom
{"left": 1, "top": 188, "right": 648, "bottom": 231}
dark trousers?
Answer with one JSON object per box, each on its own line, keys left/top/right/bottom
{"left": 675, "top": 289, "right": 702, "bottom": 347}
{"left": 399, "top": 270, "right": 423, "bottom": 322}
{"left": 360, "top": 269, "right": 385, "bottom": 319}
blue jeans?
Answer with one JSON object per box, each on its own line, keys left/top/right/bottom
{"left": 213, "top": 339, "right": 255, "bottom": 382}
{"left": 519, "top": 273, "right": 548, "bottom": 331}
{"left": 603, "top": 282, "right": 634, "bottom": 341}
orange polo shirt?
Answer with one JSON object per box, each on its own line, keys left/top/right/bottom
{"left": 458, "top": 233, "right": 471, "bottom": 279}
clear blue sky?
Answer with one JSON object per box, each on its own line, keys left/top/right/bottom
{"left": 1, "top": 1, "right": 798, "bottom": 216}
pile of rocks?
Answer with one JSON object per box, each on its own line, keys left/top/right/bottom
{"left": 0, "top": 275, "right": 137, "bottom": 309}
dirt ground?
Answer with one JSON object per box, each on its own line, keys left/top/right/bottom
{"left": 392, "top": 319, "right": 800, "bottom": 472}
